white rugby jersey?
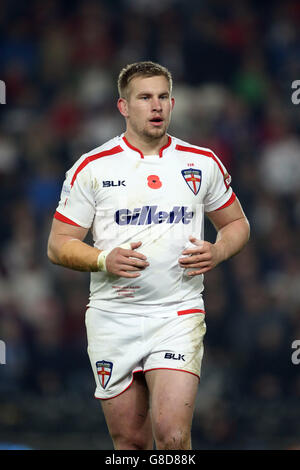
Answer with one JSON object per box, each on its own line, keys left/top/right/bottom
{"left": 54, "top": 134, "right": 236, "bottom": 316}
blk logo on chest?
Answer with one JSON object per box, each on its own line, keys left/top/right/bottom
{"left": 103, "top": 180, "right": 126, "bottom": 187}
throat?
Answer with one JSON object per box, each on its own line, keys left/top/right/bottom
{"left": 124, "top": 132, "right": 169, "bottom": 156}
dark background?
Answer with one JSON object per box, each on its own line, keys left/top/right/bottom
{"left": 0, "top": 0, "right": 300, "bottom": 450}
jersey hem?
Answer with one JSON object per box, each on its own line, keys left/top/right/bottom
{"left": 87, "top": 298, "right": 205, "bottom": 317}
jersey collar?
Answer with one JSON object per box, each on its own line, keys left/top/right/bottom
{"left": 122, "top": 135, "right": 172, "bottom": 159}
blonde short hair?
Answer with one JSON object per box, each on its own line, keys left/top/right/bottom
{"left": 118, "top": 61, "right": 173, "bottom": 99}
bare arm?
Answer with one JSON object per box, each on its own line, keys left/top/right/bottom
{"left": 179, "top": 198, "right": 250, "bottom": 276}
{"left": 47, "top": 218, "right": 100, "bottom": 271}
{"left": 47, "top": 218, "right": 149, "bottom": 277}
{"left": 206, "top": 197, "right": 250, "bottom": 262}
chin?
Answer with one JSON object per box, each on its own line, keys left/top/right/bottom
{"left": 145, "top": 127, "right": 166, "bottom": 139}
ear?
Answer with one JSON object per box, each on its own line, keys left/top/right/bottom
{"left": 117, "top": 98, "right": 128, "bottom": 118}
{"left": 171, "top": 97, "right": 175, "bottom": 110}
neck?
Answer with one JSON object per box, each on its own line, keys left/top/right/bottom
{"left": 124, "top": 130, "right": 169, "bottom": 156}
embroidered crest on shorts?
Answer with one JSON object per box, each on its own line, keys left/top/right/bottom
{"left": 181, "top": 169, "right": 202, "bottom": 195}
{"left": 96, "top": 360, "right": 113, "bottom": 389}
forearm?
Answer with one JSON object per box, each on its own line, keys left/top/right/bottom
{"left": 48, "top": 236, "right": 101, "bottom": 272}
{"left": 214, "top": 217, "right": 250, "bottom": 263}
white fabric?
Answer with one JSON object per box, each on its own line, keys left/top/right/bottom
{"left": 85, "top": 306, "right": 207, "bottom": 399}
{"left": 55, "top": 134, "right": 233, "bottom": 316}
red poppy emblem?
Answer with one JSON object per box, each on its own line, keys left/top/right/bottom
{"left": 147, "top": 175, "right": 162, "bottom": 189}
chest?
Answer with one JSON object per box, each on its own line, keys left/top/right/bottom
{"left": 92, "top": 156, "right": 210, "bottom": 209}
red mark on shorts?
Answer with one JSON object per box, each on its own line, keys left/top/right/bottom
{"left": 147, "top": 175, "right": 162, "bottom": 189}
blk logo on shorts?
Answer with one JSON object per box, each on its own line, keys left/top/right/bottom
{"left": 164, "top": 352, "right": 185, "bottom": 361}
{"left": 96, "top": 360, "right": 113, "bottom": 389}
{"left": 181, "top": 169, "right": 202, "bottom": 195}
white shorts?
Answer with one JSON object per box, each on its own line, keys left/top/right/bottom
{"left": 85, "top": 306, "right": 207, "bottom": 399}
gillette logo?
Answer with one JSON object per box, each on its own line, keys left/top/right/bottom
{"left": 115, "top": 205, "right": 194, "bottom": 225}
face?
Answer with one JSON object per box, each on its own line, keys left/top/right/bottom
{"left": 118, "top": 75, "right": 175, "bottom": 141}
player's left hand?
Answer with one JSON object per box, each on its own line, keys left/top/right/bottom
{"left": 178, "top": 235, "right": 224, "bottom": 276}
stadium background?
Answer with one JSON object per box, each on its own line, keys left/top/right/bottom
{"left": 0, "top": 0, "right": 300, "bottom": 450}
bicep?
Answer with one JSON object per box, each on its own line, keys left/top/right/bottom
{"left": 49, "top": 218, "right": 89, "bottom": 241}
{"left": 47, "top": 218, "right": 89, "bottom": 261}
{"left": 205, "top": 198, "right": 247, "bottom": 231}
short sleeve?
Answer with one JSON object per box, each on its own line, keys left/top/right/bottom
{"left": 204, "top": 152, "right": 235, "bottom": 213}
{"left": 54, "top": 161, "right": 95, "bottom": 228}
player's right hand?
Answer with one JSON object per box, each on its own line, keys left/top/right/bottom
{"left": 105, "top": 241, "right": 149, "bottom": 278}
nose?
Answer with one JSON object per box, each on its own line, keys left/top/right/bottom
{"left": 151, "top": 97, "right": 162, "bottom": 111}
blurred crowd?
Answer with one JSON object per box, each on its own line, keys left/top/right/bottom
{"left": 0, "top": 0, "right": 300, "bottom": 450}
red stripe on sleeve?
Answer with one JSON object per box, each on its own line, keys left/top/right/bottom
{"left": 70, "top": 145, "right": 123, "bottom": 187}
{"left": 215, "top": 192, "right": 236, "bottom": 211}
{"left": 54, "top": 211, "right": 81, "bottom": 227}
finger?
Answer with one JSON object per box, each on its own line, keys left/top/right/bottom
{"left": 117, "top": 271, "right": 141, "bottom": 278}
{"left": 181, "top": 249, "right": 201, "bottom": 256}
{"left": 120, "top": 246, "right": 147, "bottom": 260}
{"left": 118, "top": 242, "right": 146, "bottom": 259}
{"left": 186, "top": 267, "right": 211, "bottom": 276}
{"left": 179, "top": 254, "right": 211, "bottom": 264}
{"left": 130, "top": 241, "right": 142, "bottom": 250}
{"left": 121, "top": 249, "right": 147, "bottom": 261}
{"left": 122, "top": 257, "right": 149, "bottom": 268}
{"left": 189, "top": 236, "right": 204, "bottom": 246}
{"left": 117, "top": 263, "right": 146, "bottom": 272}
{"left": 182, "top": 245, "right": 207, "bottom": 256}
{"left": 180, "top": 261, "right": 211, "bottom": 269}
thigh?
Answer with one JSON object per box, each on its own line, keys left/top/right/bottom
{"left": 145, "top": 368, "right": 199, "bottom": 427}
{"left": 101, "top": 372, "right": 153, "bottom": 449}
{"left": 142, "top": 313, "right": 205, "bottom": 448}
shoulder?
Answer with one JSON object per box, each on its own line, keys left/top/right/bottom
{"left": 172, "top": 136, "right": 228, "bottom": 170}
{"left": 81, "top": 135, "right": 124, "bottom": 162}
{"left": 172, "top": 136, "right": 218, "bottom": 161}
{"left": 69, "top": 135, "right": 124, "bottom": 175}
{"left": 65, "top": 136, "right": 124, "bottom": 187}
